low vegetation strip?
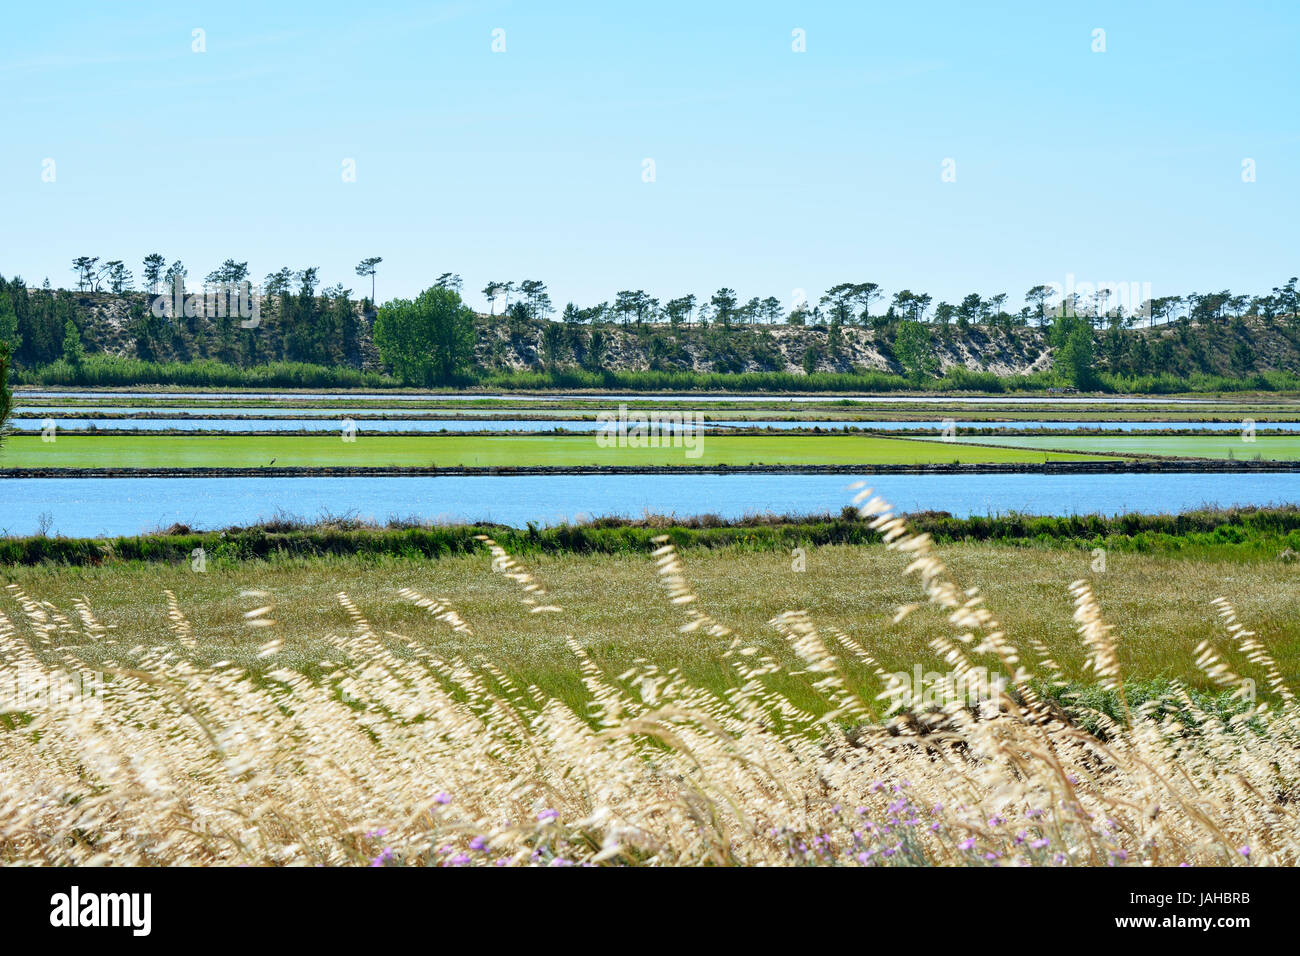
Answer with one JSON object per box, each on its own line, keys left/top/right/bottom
{"left": 5, "top": 506, "right": 1298, "bottom": 567}
{"left": 9, "top": 461, "right": 1300, "bottom": 479}
{"left": 9, "top": 347, "right": 1300, "bottom": 396}
{"left": 0, "top": 433, "right": 1111, "bottom": 469}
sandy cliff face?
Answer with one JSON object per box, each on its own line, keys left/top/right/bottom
{"left": 470, "top": 318, "right": 1055, "bottom": 376}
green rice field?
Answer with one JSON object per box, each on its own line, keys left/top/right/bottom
{"left": 954, "top": 434, "right": 1300, "bottom": 461}
{"left": 0, "top": 433, "right": 1115, "bottom": 469}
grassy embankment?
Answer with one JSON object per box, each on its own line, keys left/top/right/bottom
{"left": 13, "top": 353, "right": 1300, "bottom": 394}
{"left": 5, "top": 507, "right": 1299, "bottom": 565}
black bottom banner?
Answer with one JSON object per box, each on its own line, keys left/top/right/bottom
{"left": 0, "top": 864, "right": 1275, "bottom": 942}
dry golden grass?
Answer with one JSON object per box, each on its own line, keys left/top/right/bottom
{"left": 2, "top": 495, "right": 1297, "bottom": 866}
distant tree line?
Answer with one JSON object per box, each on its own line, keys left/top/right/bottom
{"left": 543, "top": 278, "right": 1300, "bottom": 335}
{"left": 0, "top": 256, "right": 1296, "bottom": 388}
{"left": 0, "top": 255, "right": 373, "bottom": 370}
{"left": 16, "top": 252, "right": 1299, "bottom": 330}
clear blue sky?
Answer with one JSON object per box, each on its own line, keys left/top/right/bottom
{"left": 2, "top": 1, "right": 1297, "bottom": 314}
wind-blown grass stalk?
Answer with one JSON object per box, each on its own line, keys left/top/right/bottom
{"left": 1, "top": 492, "right": 1295, "bottom": 866}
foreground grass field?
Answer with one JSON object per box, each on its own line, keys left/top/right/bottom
{"left": 0, "top": 433, "right": 1114, "bottom": 468}
{"left": 4, "top": 499, "right": 1298, "bottom": 866}
{"left": 5, "top": 539, "right": 1296, "bottom": 701}
{"left": 956, "top": 433, "right": 1300, "bottom": 461}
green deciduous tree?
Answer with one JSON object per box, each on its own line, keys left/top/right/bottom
{"left": 374, "top": 285, "right": 476, "bottom": 385}
{"left": 1053, "top": 319, "right": 1096, "bottom": 388}
{"left": 893, "top": 319, "right": 937, "bottom": 381}
{"left": 62, "top": 319, "right": 84, "bottom": 366}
